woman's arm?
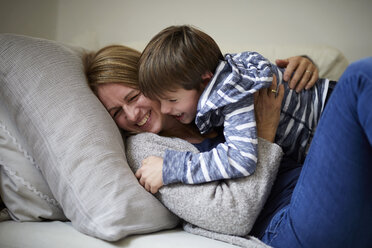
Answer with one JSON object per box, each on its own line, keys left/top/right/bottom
{"left": 126, "top": 133, "right": 283, "bottom": 236}
{"left": 126, "top": 80, "right": 285, "bottom": 236}
{"left": 254, "top": 74, "right": 285, "bottom": 142}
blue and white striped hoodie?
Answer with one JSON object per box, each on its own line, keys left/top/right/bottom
{"left": 163, "top": 51, "right": 331, "bottom": 185}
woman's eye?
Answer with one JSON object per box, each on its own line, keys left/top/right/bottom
{"left": 169, "top": 99, "right": 177, "bottom": 102}
{"left": 128, "top": 93, "right": 139, "bottom": 103}
{"left": 112, "top": 108, "right": 122, "bottom": 119}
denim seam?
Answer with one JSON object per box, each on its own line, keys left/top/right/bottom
{"left": 266, "top": 209, "right": 286, "bottom": 245}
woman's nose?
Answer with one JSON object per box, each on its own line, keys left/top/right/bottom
{"left": 122, "top": 104, "right": 138, "bottom": 121}
{"left": 160, "top": 102, "right": 172, "bottom": 114}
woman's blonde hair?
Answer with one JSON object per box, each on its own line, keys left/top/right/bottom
{"left": 84, "top": 45, "right": 141, "bottom": 94}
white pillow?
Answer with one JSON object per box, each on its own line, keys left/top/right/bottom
{"left": 0, "top": 101, "right": 66, "bottom": 221}
{"left": 0, "top": 33, "right": 178, "bottom": 241}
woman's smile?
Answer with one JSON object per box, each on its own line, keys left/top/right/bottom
{"left": 137, "top": 111, "right": 151, "bottom": 127}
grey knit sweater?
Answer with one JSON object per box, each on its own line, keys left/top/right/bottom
{"left": 125, "top": 133, "right": 283, "bottom": 248}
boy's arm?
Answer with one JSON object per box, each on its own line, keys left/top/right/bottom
{"left": 163, "top": 52, "right": 274, "bottom": 185}
{"left": 135, "top": 156, "right": 163, "bottom": 193}
{"left": 162, "top": 99, "right": 259, "bottom": 184}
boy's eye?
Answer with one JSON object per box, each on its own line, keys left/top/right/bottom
{"left": 169, "top": 99, "right": 177, "bottom": 102}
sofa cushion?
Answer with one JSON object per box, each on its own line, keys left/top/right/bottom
{"left": 0, "top": 33, "right": 178, "bottom": 241}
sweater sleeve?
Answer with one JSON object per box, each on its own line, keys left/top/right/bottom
{"left": 125, "top": 133, "right": 283, "bottom": 236}
{"left": 162, "top": 52, "right": 274, "bottom": 185}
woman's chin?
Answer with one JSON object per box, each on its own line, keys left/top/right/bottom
{"left": 139, "top": 122, "right": 161, "bottom": 134}
{"left": 148, "top": 126, "right": 161, "bottom": 134}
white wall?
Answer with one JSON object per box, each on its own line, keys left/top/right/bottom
{"left": 1, "top": 0, "right": 371, "bottom": 63}
{"left": 0, "top": 0, "right": 58, "bottom": 40}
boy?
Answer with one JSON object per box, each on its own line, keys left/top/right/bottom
{"left": 136, "top": 25, "right": 335, "bottom": 193}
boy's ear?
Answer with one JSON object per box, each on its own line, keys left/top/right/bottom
{"left": 201, "top": 71, "right": 213, "bottom": 89}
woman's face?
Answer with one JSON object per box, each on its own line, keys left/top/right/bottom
{"left": 96, "top": 83, "right": 173, "bottom": 134}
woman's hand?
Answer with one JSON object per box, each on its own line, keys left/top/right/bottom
{"left": 254, "top": 75, "right": 284, "bottom": 142}
{"left": 276, "top": 56, "right": 319, "bottom": 92}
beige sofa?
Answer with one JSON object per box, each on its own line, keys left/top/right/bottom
{"left": 0, "top": 33, "right": 348, "bottom": 248}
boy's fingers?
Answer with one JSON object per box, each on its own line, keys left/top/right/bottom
{"left": 144, "top": 183, "right": 151, "bottom": 192}
{"left": 139, "top": 177, "right": 146, "bottom": 187}
{"left": 135, "top": 170, "right": 141, "bottom": 178}
{"left": 150, "top": 187, "right": 158, "bottom": 194}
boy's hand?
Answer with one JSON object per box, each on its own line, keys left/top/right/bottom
{"left": 135, "top": 156, "right": 164, "bottom": 194}
{"left": 276, "top": 56, "right": 319, "bottom": 92}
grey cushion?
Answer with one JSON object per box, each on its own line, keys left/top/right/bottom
{"left": 0, "top": 101, "right": 66, "bottom": 221}
{"left": 0, "top": 33, "right": 178, "bottom": 241}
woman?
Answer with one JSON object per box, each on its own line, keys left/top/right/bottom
{"left": 84, "top": 45, "right": 372, "bottom": 247}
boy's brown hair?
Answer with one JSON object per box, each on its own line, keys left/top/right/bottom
{"left": 138, "top": 25, "right": 223, "bottom": 99}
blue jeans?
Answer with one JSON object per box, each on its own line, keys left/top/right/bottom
{"left": 261, "top": 57, "right": 372, "bottom": 248}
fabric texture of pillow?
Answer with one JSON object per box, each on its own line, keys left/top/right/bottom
{"left": 0, "top": 33, "right": 178, "bottom": 241}
{"left": 0, "top": 100, "right": 66, "bottom": 221}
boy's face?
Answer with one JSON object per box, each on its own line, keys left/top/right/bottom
{"left": 159, "top": 87, "right": 203, "bottom": 124}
